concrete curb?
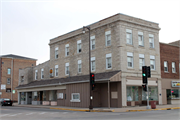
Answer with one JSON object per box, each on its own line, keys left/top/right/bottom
{"left": 126, "top": 107, "right": 180, "bottom": 112}
{"left": 50, "top": 107, "right": 114, "bottom": 112}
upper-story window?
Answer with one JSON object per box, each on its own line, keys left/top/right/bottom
{"left": 65, "top": 63, "right": 69, "bottom": 75}
{"left": 172, "top": 62, "right": 176, "bottom": 73}
{"left": 127, "top": 52, "right": 133, "bottom": 68}
{"left": 105, "top": 31, "right": 111, "bottom": 46}
{"left": 77, "top": 40, "right": 82, "bottom": 53}
{"left": 65, "top": 44, "right": 69, "bottom": 56}
{"left": 7, "top": 68, "right": 11, "bottom": 75}
{"left": 149, "top": 34, "right": 154, "bottom": 48}
{"left": 164, "top": 61, "right": 168, "bottom": 72}
{"left": 55, "top": 47, "right": 58, "bottom": 59}
{"left": 138, "top": 32, "right": 144, "bottom": 46}
{"left": 7, "top": 78, "right": 11, "bottom": 84}
{"left": 91, "top": 36, "right": 95, "bottom": 50}
{"left": 41, "top": 68, "right": 44, "bottom": 79}
{"left": 55, "top": 65, "right": 58, "bottom": 77}
{"left": 78, "top": 60, "right": 82, "bottom": 73}
{"left": 35, "top": 70, "right": 38, "bottom": 80}
{"left": 139, "top": 54, "right": 145, "bottom": 69}
{"left": 126, "top": 29, "right": 132, "bottom": 45}
{"left": 150, "top": 55, "right": 155, "bottom": 70}
{"left": 106, "top": 53, "right": 112, "bottom": 69}
{"left": 91, "top": 57, "right": 95, "bottom": 71}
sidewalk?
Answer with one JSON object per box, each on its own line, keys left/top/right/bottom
{"left": 13, "top": 103, "right": 180, "bottom": 112}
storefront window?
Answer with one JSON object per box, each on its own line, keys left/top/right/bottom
{"left": 126, "top": 86, "right": 138, "bottom": 101}
{"left": 32, "top": 91, "right": 38, "bottom": 101}
{"left": 142, "top": 86, "right": 158, "bottom": 101}
{"left": 167, "top": 89, "right": 180, "bottom": 99}
{"left": 21, "top": 92, "right": 26, "bottom": 101}
{"left": 49, "top": 90, "right": 57, "bottom": 101}
{"left": 43, "top": 91, "right": 47, "bottom": 101}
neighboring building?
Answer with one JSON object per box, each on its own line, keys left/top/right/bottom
{"left": 16, "top": 13, "right": 162, "bottom": 108}
{"left": 160, "top": 41, "right": 180, "bottom": 105}
{"left": 0, "top": 54, "right": 36, "bottom": 102}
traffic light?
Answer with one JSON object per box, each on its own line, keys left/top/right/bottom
{"left": 90, "top": 73, "right": 95, "bottom": 90}
{"left": 142, "top": 66, "right": 147, "bottom": 83}
{"left": 147, "top": 66, "right": 151, "bottom": 78}
{"left": 142, "top": 84, "right": 147, "bottom": 91}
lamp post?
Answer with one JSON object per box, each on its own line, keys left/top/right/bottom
{"left": 82, "top": 26, "right": 93, "bottom": 110}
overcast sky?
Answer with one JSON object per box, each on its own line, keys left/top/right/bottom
{"left": 0, "top": 0, "right": 180, "bottom": 65}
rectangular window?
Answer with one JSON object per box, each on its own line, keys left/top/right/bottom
{"left": 149, "top": 34, "right": 154, "bottom": 48}
{"left": 35, "top": 70, "right": 38, "bottom": 80}
{"left": 105, "top": 31, "right": 111, "bottom": 46}
{"left": 91, "top": 57, "right": 95, "bottom": 71}
{"left": 65, "top": 44, "right": 69, "bottom": 56}
{"left": 91, "top": 36, "right": 95, "bottom": 50}
{"left": 127, "top": 86, "right": 138, "bottom": 101}
{"left": 70, "top": 93, "right": 80, "bottom": 102}
{"left": 150, "top": 55, "right": 155, "bottom": 70}
{"left": 138, "top": 32, "right": 144, "bottom": 46}
{"left": 106, "top": 53, "right": 112, "bottom": 69}
{"left": 164, "top": 61, "right": 168, "bottom": 72}
{"left": 172, "top": 62, "right": 176, "bottom": 73}
{"left": 6, "top": 88, "right": 11, "bottom": 93}
{"left": 142, "top": 86, "right": 158, "bottom": 100}
{"left": 77, "top": 40, "right": 82, "bottom": 53}
{"left": 55, "top": 47, "right": 58, "bottom": 59}
{"left": 65, "top": 63, "right": 69, "bottom": 75}
{"left": 78, "top": 60, "right": 82, "bottom": 73}
{"left": 7, "top": 78, "right": 11, "bottom": 84}
{"left": 127, "top": 52, "right": 133, "bottom": 68}
{"left": 139, "top": 54, "right": 145, "bottom": 69}
{"left": 7, "top": 68, "right": 11, "bottom": 75}
{"left": 21, "top": 76, "right": 24, "bottom": 82}
{"left": 126, "top": 29, "right": 132, "bottom": 45}
{"left": 41, "top": 68, "right": 44, "bottom": 79}
{"left": 55, "top": 65, "right": 58, "bottom": 77}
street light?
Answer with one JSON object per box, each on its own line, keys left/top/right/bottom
{"left": 82, "top": 26, "right": 93, "bottom": 110}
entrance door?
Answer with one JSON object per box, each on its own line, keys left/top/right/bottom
{"left": 138, "top": 86, "right": 142, "bottom": 105}
{"left": 27, "top": 92, "right": 32, "bottom": 104}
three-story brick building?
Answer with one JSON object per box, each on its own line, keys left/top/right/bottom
{"left": 16, "top": 13, "right": 162, "bottom": 108}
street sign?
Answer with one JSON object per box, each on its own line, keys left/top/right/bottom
{"left": 13, "top": 90, "right": 15, "bottom": 94}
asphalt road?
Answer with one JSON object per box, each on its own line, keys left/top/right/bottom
{"left": 0, "top": 106, "right": 179, "bottom": 120}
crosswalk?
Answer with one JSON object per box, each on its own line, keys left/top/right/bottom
{"left": 0, "top": 112, "right": 80, "bottom": 117}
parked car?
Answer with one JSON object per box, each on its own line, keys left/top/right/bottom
{"left": 0, "top": 98, "right": 13, "bottom": 106}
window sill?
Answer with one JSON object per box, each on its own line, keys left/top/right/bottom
{"left": 126, "top": 44, "right": 133, "bottom": 47}
{"left": 127, "top": 67, "right": 134, "bottom": 70}
{"left": 106, "top": 68, "right": 112, "bottom": 71}
{"left": 164, "top": 71, "right": 169, "bottom": 73}
{"left": 105, "top": 45, "right": 111, "bottom": 48}
{"left": 70, "top": 100, "right": 81, "bottom": 102}
{"left": 172, "top": 72, "right": 177, "bottom": 74}
{"left": 149, "top": 48, "right": 155, "bottom": 50}
{"left": 138, "top": 45, "right": 145, "bottom": 48}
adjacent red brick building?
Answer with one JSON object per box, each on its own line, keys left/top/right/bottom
{"left": 160, "top": 41, "right": 180, "bottom": 105}
{"left": 0, "top": 54, "right": 36, "bottom": 101}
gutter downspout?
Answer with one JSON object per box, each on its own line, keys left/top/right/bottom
{"left": 11, "top": 58, "right": 14, "bottom": 100}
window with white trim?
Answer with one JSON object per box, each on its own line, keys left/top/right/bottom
{"left": 78, "top": 60, "right": 82, "bottom": 73}
{"left": 106, "top": 53, "right": 112, "bottom": 69}
{"left": 65, "top": 44, "right": 69, "bottom": 56}
{"left": 164, "top": 61, "right": 168, "bottom": 72}
{"left": 172, "top": 62, "right": 176, "bottom": 73}
{"left": 7, "top": 68, "right": 11, "bottom": 75}
{"left": 149, "top": 34, "right": 154, "bottom": 48}
{"left": 55, "top": 47, "right": 58, "bottom": 59}
{"left": 105, "top": 31, "right": 111, "bottom": 46}
{"left": 41, "top": 68, "right": 44, "bottom": 79}
{"left": 77, "top": 40, "right": 82, "bottom": 53}
{"left": 150, "top": 55, "right": 155, "bottom": 70}
{"left": 138, "top": 32, "right": 144, "bottom": 46}
{"left": 35, "top": 70, "right": 38, "bottom": 80}
{"left": 127, "top": 52, "right": 133, "bottom": 68}
{"left": 7, "top": 78, "right": 11, "bottom": 84}
{"left": 139, "top": 54, "right": 145, "bottom": 69}
{"left": 70, "top": 93, "right": 80, "bottom": 102}
{"left": 91, "top": 36, "right": 95, "bottom": 50}
{"left": 55, "top": 65, "right": 58, "bottom": 77}
{"left": 91, "top": 57, "right": 95, "bottom": 71}
{"left": 65, "top": 63, "right": 69, "bottom": 75}
{"left": 126, "top": 29, "right": 132, "bottom": 45}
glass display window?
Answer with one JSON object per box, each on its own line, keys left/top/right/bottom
{"left": 126, "top": 86, "right": 138, "bottom": 101}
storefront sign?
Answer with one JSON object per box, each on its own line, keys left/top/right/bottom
{"left": 12, "top": 90, "right": 15, "bottom": 94}
{"left": 57, "top": 93, "right": 63, "bottom": 99}
{"left": 34, "top": 91, "right": 37, "bottom": 96}
{"left": 171, "top": 81, "right": 180, "bottom": 87}
{"left": 1, "top": 84, "right": 6, "bottom": 90}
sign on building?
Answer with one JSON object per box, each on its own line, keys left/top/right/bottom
{"left": 57, "top": 93, "right": 63, "bottom": 99}
{"left": 12, "top": 90, "right": 15, "bottom": 94}
{"left": 171, "top": 81, "right": 180, "bottom": 87}
{"left": 1, "top": 84, "right": 6, "bottom": 90}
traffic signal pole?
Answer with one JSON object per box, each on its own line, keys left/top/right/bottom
{"left": 146, "top": 83, "right": 150, "bottom": 109}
